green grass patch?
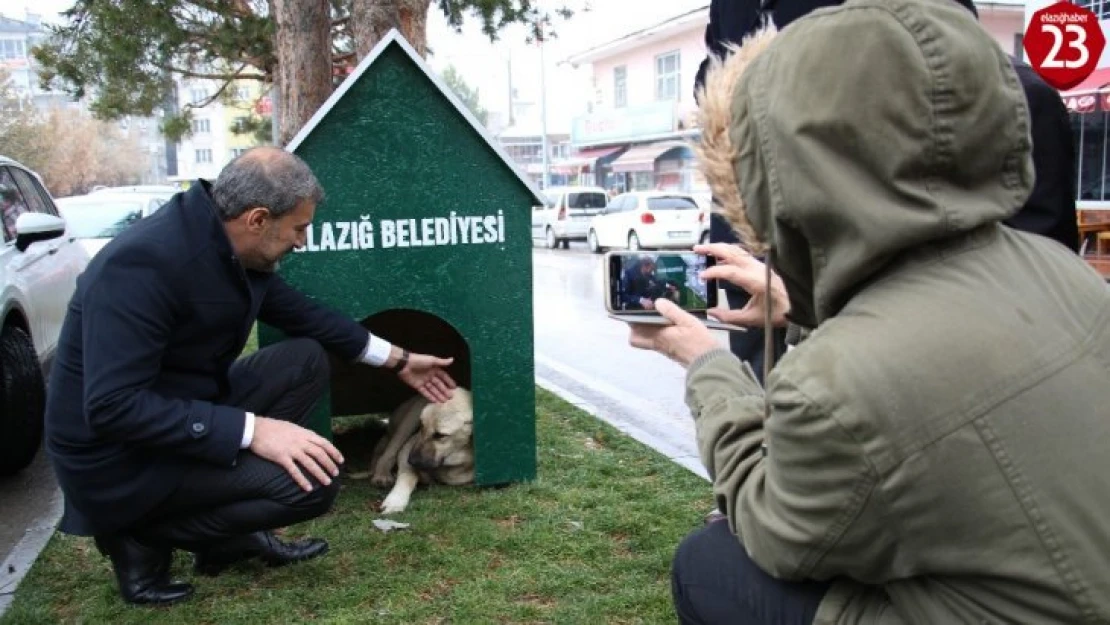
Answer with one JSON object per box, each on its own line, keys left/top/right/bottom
{"left": 1, "top": 384, "right": 713, "bottom": 624}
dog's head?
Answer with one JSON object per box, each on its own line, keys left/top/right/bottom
{"left": 409, "top": 388, "right": 474, "bottom": 474}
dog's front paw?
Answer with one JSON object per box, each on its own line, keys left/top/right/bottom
{"left": 380, "top": 494, "right": 408, "bottom": 515}
{"left": 370, "top": 472, "right": 396, "bottom": 488}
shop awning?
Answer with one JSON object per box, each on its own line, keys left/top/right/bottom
{"left": 1062, "top": 68, "right": 1110, "bottom": 114}
{"left": 550, "top": 146, "right": 624, "bottom": 173}
{"left": 609, "top": 141, "right": 689, "bottom": 173}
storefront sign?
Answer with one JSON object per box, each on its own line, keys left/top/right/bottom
{"left": 572, "top": 102, "right": 675, "bottom": 146}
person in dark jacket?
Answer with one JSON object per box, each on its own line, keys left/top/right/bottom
{"left": 44, "top": 147, "right": 457, "bottom": 606}
{"left": 694, "top": 0, "right": 1079, "bottom": 382}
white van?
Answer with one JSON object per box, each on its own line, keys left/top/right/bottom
{"left": 531, "top": 185, "right": 609, "bottom": 249}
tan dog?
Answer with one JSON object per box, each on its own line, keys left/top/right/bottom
{"left": 362, "top": 387, "right": 475, "bottom": 514}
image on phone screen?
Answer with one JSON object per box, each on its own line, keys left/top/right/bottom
{"left": 607, "top": 252, "right": 717, "bottom": 313}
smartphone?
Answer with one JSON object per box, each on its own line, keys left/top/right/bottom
{"left": 604, "top": 251, "right": 718, "bottom": 314}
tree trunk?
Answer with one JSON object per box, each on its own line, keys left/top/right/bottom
{"left": 271, "top": 0, "right": 333, "bottom": 147}
{"left": 351, "top": 0, "right": 431, "bottom": 61}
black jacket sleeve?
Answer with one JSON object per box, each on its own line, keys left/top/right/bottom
{"left": 1006, "top": 62, "right": 1080, "bottom": 252}
{"left": 257, "top": 276, "right": 371, "bottom": 361}
{"left": 82, "top": 254, "right": 245, "bottom": 466}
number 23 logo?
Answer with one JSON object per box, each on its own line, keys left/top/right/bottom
{"left": 1042, "top": 23, "right": 1090, "bottom": 69}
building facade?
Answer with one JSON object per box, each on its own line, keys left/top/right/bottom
{"left": 0, "top": 11, "right": 72, "bottom": 112}
{"left": 172, "top": 78, "right": 269, "bottom": 182}
{"left": 564, "top": 2, "right": 1024, "bottom": 195}
{"left": 497, "top": 120, "right": 572, "bottom": 188}
{"left": 2, "top": 10, "right": 172, "bottom": 185}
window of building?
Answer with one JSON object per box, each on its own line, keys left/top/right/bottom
{"left": 190, "top": 88, "right": 209, "bottom": 104}
{"left": 195, "top": 149, "right": 213, "bottom": 164}
{"left": 1077, "top": 0, "right": 1110, "bottom": 19}
{"left": 1073, "top": 110, "right": 1110, "bottom": 204}
{"left": 614, "top": 66, "right": 627, "bottom": 108}
{"left": 655, "top": 51, "right": 680, "bottom": 102}
{"left": 0, "top": 40, "right": 26, "bottom": 60}
{"left": 230, "top": 147, "right": 249, "bottom": 158}
{"left": 191, "top": 118, "right": 211, "bottom": 134}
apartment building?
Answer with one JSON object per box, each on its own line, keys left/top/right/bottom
{"left": 564, "top": 2, "right": 1024, "bottom": 194}
{"left": 0, "top": 11, "right": 72, "bottom": 112}
{"left": 2, "top": 10, "right": 171, "bottom": 184}
{"left": 172, "top": 78, "right": 270, "bottom": 182}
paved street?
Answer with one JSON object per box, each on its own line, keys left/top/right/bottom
{"left": 0, "top": 444, "right": 61, "bottom": 610}
{"left": 532, "top": 242, "right": 727, "bottom": 479}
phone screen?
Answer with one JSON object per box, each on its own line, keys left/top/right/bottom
{"left": 606, "top": 251, "right": 717, "bottom": 313}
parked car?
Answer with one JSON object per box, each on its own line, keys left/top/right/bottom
{"left": 91, "top": 184, "right": 180, "bottom": 196}
{"left": 531, "top": 185, "right": 609, "bottom": 249}
{"left": 56, "top": 191, "right": 171, "bottom": 257}
{"left": 586, "top": 190, "right": 705, "bottom": 253}
{"left": 0, "top": 156, "right": 90, "bottom": 475}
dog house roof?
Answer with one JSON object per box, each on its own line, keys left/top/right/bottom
{"left": 284, "top": 28, "right": 546, "bottom": 207}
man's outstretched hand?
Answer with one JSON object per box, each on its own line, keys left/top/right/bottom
{"left": 250, "top": 417, "right": 344, "bottom": 492}
{"left": 398, "top": 352, "right": 457, "bottom": 403}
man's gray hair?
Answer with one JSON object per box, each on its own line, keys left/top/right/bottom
{"left": 211, "top": 148, "right": 324, "bottom": 220}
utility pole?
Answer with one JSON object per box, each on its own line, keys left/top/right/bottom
{"left": 539, "top": 27, "right": 550, "bottom": 190}
{"left": 507, "top": 49, "right": 515, "bottom": 127}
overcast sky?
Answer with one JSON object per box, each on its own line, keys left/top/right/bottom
{"left": 0, "top": 0, "right": 709, "bottom": 131}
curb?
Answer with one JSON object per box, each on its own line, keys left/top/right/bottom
{"left": 0, "top": 487, "right": 62, "bottom": 618}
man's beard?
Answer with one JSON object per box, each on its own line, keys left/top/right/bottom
{"left": 241, "top": 252, "right": 281, "bottom": 273}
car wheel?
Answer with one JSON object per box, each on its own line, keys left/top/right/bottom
{"left": 588, "top": 230, "right": 602, "bottom": 254}
{"left": 628, "top": 231, "right": 642, "bottom": 251}
{"left": 545, "top": 227, "right": 557, "bottom": 249}
{"left": 0, "top": 326, "right": 46, "bottom": 476}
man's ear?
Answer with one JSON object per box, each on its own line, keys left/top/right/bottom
{"left": 242, "top": 207, "right": 272, "bottom": 232}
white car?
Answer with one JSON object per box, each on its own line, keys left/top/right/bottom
{"left": 0, "top": 156, "right": 90, "bottom": 475}
{"left": 586, "top": 191, "right": 705, "bottom": 253}
{"left": 56, "top": 191, "right": 172, "bottom": 257}
{"left": 531, "top": 185, "right": 609, "bottom": 249}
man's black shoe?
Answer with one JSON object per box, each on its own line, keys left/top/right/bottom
{"left": 193, "top": 531, "right": 329, "bottom": 577}
{"left": 93, "top": 533, "right": 194, "bottom": 606}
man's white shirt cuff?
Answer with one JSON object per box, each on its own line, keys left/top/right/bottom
{"left": 360, "top": 332, "right": 393, "bottom": 366}
{"left": 241, "top": 412, "right": 255, "bottom": 449}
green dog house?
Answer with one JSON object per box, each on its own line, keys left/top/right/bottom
{"left": 259, "top": 29, "right": 544, "bottom": 486}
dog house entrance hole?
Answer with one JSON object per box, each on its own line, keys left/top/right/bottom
{"left": 327, "top": 309, "right": 471, "bottom": 416}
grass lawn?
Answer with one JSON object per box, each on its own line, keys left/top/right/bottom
{"left": 1, "top": 370, "right": 714, "bottom": 623}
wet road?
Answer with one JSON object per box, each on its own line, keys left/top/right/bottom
{"left": 532, "top": 242, "right": 728, "bottom": 479}
{"left": 0, "top": 444, "right": 61, "bottom": 610}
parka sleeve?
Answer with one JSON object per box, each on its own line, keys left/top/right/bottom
{"left": 685, "top": 349, "right": 891, "bottom": 582}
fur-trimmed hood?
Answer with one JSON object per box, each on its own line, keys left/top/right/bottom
{"left": 694, "top": 0, "right": 1034, "bottom": 328}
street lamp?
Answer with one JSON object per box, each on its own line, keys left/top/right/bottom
{"left": 539, "top": 32, "right": 549, "bottom": 190}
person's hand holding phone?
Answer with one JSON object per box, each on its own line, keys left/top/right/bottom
{"left": 628, "top": 298, "right": 721, "bottom": 366}
{"left": 695, "top": 243, "right": 790, "bottom": 328}
{"left": 639, "top": 297, "right": 656, "bottom": 310}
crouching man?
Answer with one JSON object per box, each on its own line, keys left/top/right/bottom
{"left": 44, "top": 147, "right": 457, "bottom": 606}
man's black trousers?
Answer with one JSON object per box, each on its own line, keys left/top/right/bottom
{"left": 132, "top": 338, "right": 339, "bottom": 552}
